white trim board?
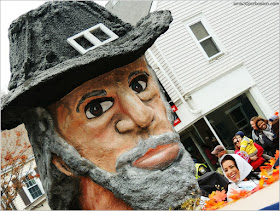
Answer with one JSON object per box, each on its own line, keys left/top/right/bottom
{"left": 174, "top": 64, "right": 273, "bottom": 132}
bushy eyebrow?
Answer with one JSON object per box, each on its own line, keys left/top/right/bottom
{"left": 76, "top": 90, "right": 107, "bottom": 112}
{"left": 128, "top": 71, "right": 149, "bottom": 84}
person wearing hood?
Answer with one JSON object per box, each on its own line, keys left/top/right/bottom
{"left": 220, "top": 154, "right": 259, "bottom": 202}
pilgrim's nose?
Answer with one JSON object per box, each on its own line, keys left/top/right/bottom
{"left": 116, "top": 91, "right": 154, "bottom": 133}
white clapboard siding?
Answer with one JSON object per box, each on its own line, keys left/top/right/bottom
{"left": 146, "top": 45, "right": 182, "bottom": 102}
{"left": 153, "top": 1, "right": 279, "bottom": 111}
{"left": 1, "top": 159, "right": 37, "bottom": 210}
{"left": 13, "top": 194, "right": 26, "bottom": 210}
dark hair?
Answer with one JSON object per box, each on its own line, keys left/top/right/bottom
{"left": 255, "top": 118, "right": 268, "bottom": 130}
{"left": 221, "top": 155, "right": 238, "bottom": 170}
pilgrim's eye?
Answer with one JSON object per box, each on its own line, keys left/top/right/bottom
{"left": 129, "top": 75, "right": 148, "bottom": 93}
{"left": 85, "top": 98, "right": 114, "bottom": 119}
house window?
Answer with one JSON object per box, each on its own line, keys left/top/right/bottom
{"left": 206, "top": 93, "right": 258, "bottom": 149}
{"left": 226, "top": 103, "right": 251, "bottom": 133}
{"left": 186, "top": 15, "right": 224, "bottom": 60}
{"left": 24, "top": 177, "right": 42, "bottom": 200}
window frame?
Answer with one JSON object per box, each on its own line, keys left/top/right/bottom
{"left": 225, "top": 102, "right": 250, "bottom": 131}
{"left": 24, "top": 178, "right": 42, "bottom": 200}
{"left": 22, "top": 171, "right": 44, "bottom": 203}
{"left": 185, "top": 15, "right": 225, "bottom": 61}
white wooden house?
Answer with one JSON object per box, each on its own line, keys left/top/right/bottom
{"left": 106, "top": 0, "right": 279, "bottom": 170}
{"left": 1, "top": 125, "right": 49, "bottom": 210}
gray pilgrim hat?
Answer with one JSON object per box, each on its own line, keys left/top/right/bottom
{"left": 1, "top": 1, "right": 172, "bottom": 130}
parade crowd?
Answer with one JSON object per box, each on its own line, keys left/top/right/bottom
{"left": 198, "top": 112, "right": 279, "bottom": 203}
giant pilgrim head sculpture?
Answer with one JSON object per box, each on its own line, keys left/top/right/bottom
{"left": 1, "top": 1, "right": 199, "bottom": 209}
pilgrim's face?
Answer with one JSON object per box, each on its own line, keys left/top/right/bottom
{"left": 222, "top": 160, "right": 240, "bottom": 183}
{"left": 48, "top": 57, "right": 177, "bottom": 173}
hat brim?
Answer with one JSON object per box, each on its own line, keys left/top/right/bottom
{"left": 1, "top": 10, "right": 172, "bottom": 130}
{"left": 211, "top": 151, "right": 218, "bottom": 155}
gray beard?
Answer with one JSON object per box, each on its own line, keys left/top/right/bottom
{"left": 85, "top": 132, "right": 200, "bottom": 210}
{"left": 24, "top": 107, "right": 199, "bottom": 210}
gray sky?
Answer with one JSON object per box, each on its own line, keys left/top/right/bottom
{"left": 0, "top": 1, "right": 108, "bottom": 93}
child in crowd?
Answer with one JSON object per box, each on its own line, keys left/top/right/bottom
{"left": 235, "top": 131, "right": 258, "bottom": 161}
{"left": 233, "top": 135, "right": 265, "bottom": 171}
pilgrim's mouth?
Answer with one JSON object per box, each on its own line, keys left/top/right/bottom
{"left": 132, "top": 143, "right": 180, "bottom": 170}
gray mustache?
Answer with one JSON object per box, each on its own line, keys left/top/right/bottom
{"left": 87, "top": 132, "right": 181, "bottom": 188}
{"left": 85, "top": 131, "right": 199, "bottom": 210}
{"left": 115, "top": 132, "right": 181, "bottom": 172}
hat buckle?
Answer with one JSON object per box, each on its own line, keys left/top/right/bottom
{"left": 67, "top": 23, "right": 119, "bottom": 55}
